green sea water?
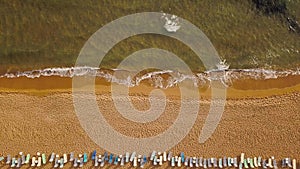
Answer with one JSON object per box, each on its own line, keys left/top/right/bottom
{"left": 0, "top": 0, "right": 299, "bottom": 74}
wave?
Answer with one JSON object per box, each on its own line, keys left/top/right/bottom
{"left": 0, "top": 67, "right": 300, "bottom": 88}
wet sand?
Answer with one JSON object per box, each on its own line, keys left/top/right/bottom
{"left": 0, "top": 76, "right": 299, "bottom": 168}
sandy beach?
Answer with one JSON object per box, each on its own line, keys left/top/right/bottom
{"left": 0, "top": 76, "right": 299, "bottom": 168}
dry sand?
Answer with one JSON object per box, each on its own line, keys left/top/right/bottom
{"left": 0, "top": 76, "right": 299, "bottom": 168}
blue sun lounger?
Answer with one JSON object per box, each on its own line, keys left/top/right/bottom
{"left": 83, "top": 153, "right": 88, "bottom": 163}
{"left": 92, "top": 150, "right": 96, "bottom": 160}
{"left": 180, "top": 152, "right": 185, "bottom": 163}
{"left": 141, "top": 155, "right": 147, "bottom": 168}
{"left": 108, "top": 154, "right": 113, "bottom": 164}
{"left": 114, "top": 155, "right": 119, "bottom": 165}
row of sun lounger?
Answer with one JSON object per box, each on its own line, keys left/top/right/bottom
{"left": 0, "top": 152, "right": 298, "bottom": 168}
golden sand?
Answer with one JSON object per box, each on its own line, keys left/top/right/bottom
{"left": 0, "top": 76, "right": 299, "bottom": 168}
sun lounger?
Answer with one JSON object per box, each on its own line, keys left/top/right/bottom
{"left": 189, "top": 157, "right": 193, "bottom": 167}
{"left": 114, "top": 155, "right": 119, "bottom": 165}
{"left": 108, "top": 154, "right": 113, "bottom": 164}
{"left": 244, "top": 159, "right": 249, "bottom": 168}
{"left": 239, "top": 160, "right": 243, "bottom": 169}
{"left": 253, "top": 157, "right": 258, "bottom": 167}
{"left": 100, "top": 156, "right": 105, "bottom": 167}
{"left": 153, "top": 156, "right": 158, "bottom": 166}
{"left": 250, "top": 158, "right": 255, "bottom": 168}
{"left": 287, "top": 158, "right": 293, "bottom": 168}
{"left": 258, "top": 156, "right": 262, "bottom": 167}
{"left": 228, "top": 157, "right": 232, "bottom": 167}
{"left": 68, "top": 152, "right": 74, "bottom": 162}
{"left": 54, "top": 158, "right": 59, "bottom": 168}
{"left": 196, "top": 158, "right": 199, "bottom": 167}
{"left": 219, "top": 158, "right": 223, "bottom": 168}
{"left": 120, "top": 155, "right": 124, "bottom": 166}
{"left": 180, "top": 152, "right": 185, "bottom": 163}
{"left": 11, "top": 157, "right": 16, "bottom": 167}
{"left": 150, "top": 151, "right": 156, "bottom": 161}
{"left": 0, "top": 156, "right": 4, "bottom": 162}
{"left": 263, "top": 159, "right": 267, "bottom": 169}
{"left": 79, "top": 157, "right": 84, "bottom": 167}
{"left": 83, "top": 153, "right": 88, "bottom": 163}
{"left": 273, "top": 158, "right": 278, "bottom": 169}
{"left": 163, "top": 152, "right": 167, "bottom": 162}
{"left": 167, "top": 152, "right": 172, "bottom": 161}
{"left": 133, "top": 157, "right": 138, "bottom": 167}
{"left": 207, "top": 158, "right": 212, "bottom": 168}
{"left": 178, "top": 157, "right": 182, "bottom": 167}
{"left": 73, "top": 158, "right": 78, "bottom": 167}
{"left": 31, "top": 157, "right": 36, "bottom": 167}
{"left": 199, "top": 157, "right": 203, "bottom": 167}
{"left": 140, "top": 155, "right": 147, "bottom": 168}
{"left": 292, "top": 159, "right": 297, "bottom": 169}
{"left": 94, "top": 155, "right": 99, "bottom": 167}
{"left": 6, "top": 154, "right": 11, "bottom": 164}
{"left": 268, "top": 158, "right": 274, "bottom": 168}
{"left": 103, "top": 152, "right": 108, "bottom": 161}
{"left": 203, "top": 158, "right": 207, "bottom": 169}
{"left": 171, "top": 157, "right": 175, "bottom": 167}
{"left": 213, "top": 158, "right": 218, "bottom": 167}
{"left": 62, "top": 154, "right": 67, "bottom": 164}
{"left": 16, "top": 158, "right": 21, "bottom": 168}
{"left": 130, "top": 152, "right": 136, "bottom": 162}
{"left": 223, "top": 157, "right": 227, "bottom": 167}
{"left": 184, "top": 156, "right": 189, "bottom": 166}
{"left": 241, "top": 153, "right": 245, "bottom": 162}
{"left": 98, "top": 155, "right": 102, "bottom": 163}
{"left": 42, "top": 154, "right": 47, "bottom": 165}
{"left": 234, "top": 157, "right": 238, "bottom": 167}
{"left": 91, "top": 150, "right": 96, "bottom": 160}
{"left": 49, "top": 153, "right": 55, "bottom": 162}
{"left": 59, "top": 158, "right": 64, "bottom": 168}
{"left": 159, "top": 155, "right": 163, "bottom": 165}
{"left": 37, "top": 156, "right": 42, "bottom": 167}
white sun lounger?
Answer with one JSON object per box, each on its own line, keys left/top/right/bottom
{"left": 31, "top": 157, "right": 36, "bottom": 167}
{"left": 207, "top": 158, "right": 212, "bottom": 168}
{"left": 153, "top": 156, "right": 158, "bottom": 166}
{"left": 184, "top": 156, "right": 189, "bottom": 166}
{"left": 292, "top": 159, "right": 297, "bottom": 169}
{"left": 120, "top": 156, "right": 125, "bottom": 166}
{"left": 203, "top": 158, "right": 207, "bottom": 169}
{"left": 196, "top": 158, "right": 199, "bottom": 168}
{"left": 254, "top": 157, "right": 258, "bottom": 167}
{"left": 11, "top": 158, "right": 16, "bottom": 168}
{"left": 63, "top": 154, "right": 67, "bottom": 164}
{"left": 19, "top": 152, "right": 25, "bottom": 165}
{"left": 0, "top": 156, "right": 4, "bottom": 162}
{"left": 150, "top": 151, "right": 156, "bottom": 161}
{"left": 244, "top": 159, "right": 249, "bottom": 168}
{"left": 268, "top": 158, "right": 273, "bottom": 168}
{"left": 59, "top": 158, "right": 64, "bottom": 168}
{"left": 73, "top": 158, "right": 78, "bottom": 167}
{"left": 100, "top": 156, "right": 105, "bottom": 167}
{"left": 94, "top": 155, "right": 99, "bottom": 167}
{"left": 16, "top": 158, "right": 21, "bottom": 168}
{"left": 54, "top": 158, "right": 59, "bottom": 168}
{"left": 287, "top": 158, "right": 293, "bottom": 168}
{"left": 171, "top": 157, "right": 175, "bottom": 167}
{"left": 163, "top": 152, "right": 167, "bottom": 162}
{"left": 167, "top": 152, "right": 172, "bottom": 161}
{"left": 223, "top": 157, "right": 227, "bottom": 167}
{"left": 159, "top": 155, "right": 163, "bottom": 165}
{"left": 6, "top": 154, "right": 11, "bottom": 164}
{"left": 178, "top": 157, "right": 182, "bottom": 167}
{"left": 189, "top": 157, "right": 193, "bottom": 167}
{"left": 133, "top": 157, "right": 137, "bottom": 167}
{"left": 49, "top": 153, "right": 55, "bottom": 162}
{"left": 130, "top": 152, "right": 136, "bottom": 162}
{"left": 250, "top": 158, "right": 255, "bottom": 168}
{"left": 219, "top": 158, "right": 223, "bottom": 168}
{"left": 68, "top": 152, "right": 74, "bottom": 162}
{"left": 228, "top": 157, "right": 232, "bottom": 167}
{"left": 37, "top": 156, "right": 42, "bottom": 167}
{"left": 199, "top": 157, "right": 203, "bottom": 167}
{"left": 79, "top": 157, "right": 84, "bottom": 167}
{"left": 234, "top": 157, "right": 238, "bottom": 167}
{"left": 263, "top": 159, "right": 267, "bottom": 169}
{"left": 41, "top": 153, "right": 46, "bottom": 165}
{"left": 258, "top": 156, "right": 262, "bottom": 167}
{"left": 213, "top": 158, "right": 217, "bottom": 167}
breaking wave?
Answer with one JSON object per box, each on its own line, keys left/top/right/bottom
{"left": 0, "top": 67, "right": 300, "bottom": 88}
